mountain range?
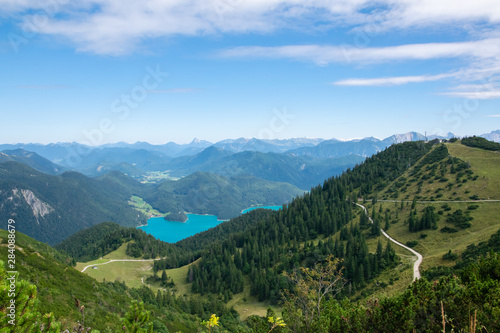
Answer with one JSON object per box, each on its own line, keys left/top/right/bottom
{"left": 4, "top": 131, "right": 494, "bottom": 190}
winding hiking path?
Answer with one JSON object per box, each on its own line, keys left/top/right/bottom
{"left": 379, "top": 199, "right": 500, "bottom": 204}
{"left": 354, "top": 202, "right": 423, "bottom": 281}
{"left": 80, "top": 257, "right": 164, "bottom": 273}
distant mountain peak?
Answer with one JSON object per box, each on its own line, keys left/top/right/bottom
{"left": 480, "top": 129, "right": 500, "bottom": 142}
{"left": 190, "top": 138, "right": 212, "bottom": 145}
{"left": 361, "top": 136, "right": 381, "bottom": 142}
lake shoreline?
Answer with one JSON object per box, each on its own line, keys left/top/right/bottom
{"left": 138, "top": 206, "right": 282, "bottom": 243}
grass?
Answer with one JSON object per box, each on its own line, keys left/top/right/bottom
{"left": 163, "top": 260, "right": 197, "bottom": 296}
{"left": 74, "top": 242, "right": 136, "bottom": 271}
{"left": 347, "top": 144, "right": 500, "bottom": 301}
{"left": 128, "top": 195, "right": 164, "bottom": 217}
{"left": 84, "top": 260, "right": 154, "bottom": 288}
{"left": 379, "top": 142, "right": 500, "bottom": 202}
{"left": 446, "top": 142, "right": 500, "bottom": 200}
{"left": 77, "top": 242, "right": 154, "bottom": 288}
{"left": 381, "top": 201, "right": 499, "bottom": 270}
{"left": 374, "top": 142, "right": 500, "bottom": 273}
{"left": 77, "top": 241, "right": 276, "bottom": 318}
{"left": 102, "top": 242, "right": 135, "bottom": 259}
{"left": 369, "top": 141, "right": 500, "bottom": 278}
{"left": 227, "top": 280, "right": 282, "bottom": 320}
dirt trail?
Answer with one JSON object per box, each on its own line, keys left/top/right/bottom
{"left": 354, "top": 202, "right": 422, "bottom": 281}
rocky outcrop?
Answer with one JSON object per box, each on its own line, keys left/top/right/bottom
{"left": 21, "top": 189, "right": 54, "bottom": 221}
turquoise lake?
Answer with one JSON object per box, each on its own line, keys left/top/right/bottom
{"left": 138, "top": 206, "right": 282, "bottom": 243}
{"left": 241, "top": 205, "right": 282, "bottom": 214}
{"left": 138, "top": 214, "right": 224, "bottom": 243}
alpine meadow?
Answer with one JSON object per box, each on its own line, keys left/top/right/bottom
{"left": 2, "top": 1, "right": 500, "bottom": 332}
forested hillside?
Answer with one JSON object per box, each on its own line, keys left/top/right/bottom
{"left": 146, "top": 172, "right": 303, "bottom": 219}
{"left": 0, "top": 162, "right": 145, "bottom": 245}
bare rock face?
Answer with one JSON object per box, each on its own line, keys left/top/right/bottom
{"left": 21, "top": 189, "right": 54, "bottom": 221}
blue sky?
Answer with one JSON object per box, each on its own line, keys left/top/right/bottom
{"left": 1, "top": 0, "right": 499, "bottom": 145}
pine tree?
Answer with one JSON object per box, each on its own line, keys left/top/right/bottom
{"left": 121, "top": 301, "right": 153, "bottom": 333}
{"left": 0, "top": 261, "right": 61, "bottom": 332}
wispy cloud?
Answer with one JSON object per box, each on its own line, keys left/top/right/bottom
{"left": 220, "top": 39, "right": 500, "bottom": 65}
{"left": 2, "top": 0, "right": 500, "bottom": 55}
{"left": 333, "top": 74, "right": 453, "bottom": 86}
{"left": 486, "top": 114, "right": 500, "bottom": 117}
{"left": 440, "top": 91, "right": 500, "bottom": 99}
{"left": 3, "top": 0, "right": 500, "bottom": 98}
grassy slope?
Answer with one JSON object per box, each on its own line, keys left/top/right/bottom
{"left": 446, "top": 142, "right": 500, "bottom": 199}
{"left": 128, "top": 195, "right": 164, "bottom": 217}
{"left": 77, "top": 242, "right": 152, "bottom": 288}
{"left": 363, "top": 142, "right": 500, "bottom": 298}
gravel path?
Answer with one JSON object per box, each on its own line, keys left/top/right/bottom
{"left": 80, "top": 257, "right": 164, "bottom": 272}
{"left": 354, "top": 202, "right": 423, "bottom": 281}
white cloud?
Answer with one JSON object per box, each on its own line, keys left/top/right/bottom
{"left": 220, "top": 39, "right": 500, "bottom": 64}
{"left": 441, "top": 91, "right": 500, "bottom": 99}
{"left": 3, "top": 0, "right": 500, "bottom": 98}
{"left": 486, "top": 114, "right": 500, "bottom": 117}
{"left": 333, "top": 74, "right": 452, "bottom": 86}
{"left": 2, "top": 0, "right": 500, "bottom": 55}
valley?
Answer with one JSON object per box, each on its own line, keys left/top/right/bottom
{"left": 2, "top": 137, "right": 500, "bottom": 332}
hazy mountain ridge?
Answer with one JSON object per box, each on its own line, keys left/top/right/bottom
{"left": 1, "top": 131, "right": 465, "bottom": 189}
{"left": 0, "top": 130, "right": 474, "bottom": 165}
{"left": 0, "top": 148, "right": 66, "bottom": 175}
{"left": 480, "top": 129, "right": 500, "bottom": 142}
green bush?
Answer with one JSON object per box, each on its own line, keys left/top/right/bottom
{"left": 406, "top": 240, "right": 418, "bottom": 248}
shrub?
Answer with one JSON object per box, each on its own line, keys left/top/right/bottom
{"left": 447, "top": 209, "right": 473, "bottom": 229}
{"left": 440, "top": 226, "right": 458, "bottom": 233}
{"left": 406, "top": 240, "right": 418, "bottom": 248}
{"left": 443, "top": 250, "right": 458, "bottom": 260}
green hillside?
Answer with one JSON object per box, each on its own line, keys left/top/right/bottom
{"left": 371, "top": 141, "right": 500, "bottom": 277}
{"left": 151, "top": 140, "right": 499, "bottom": 307}
{"left": 145, "top": 172, "right": 304, "bottom": 219}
